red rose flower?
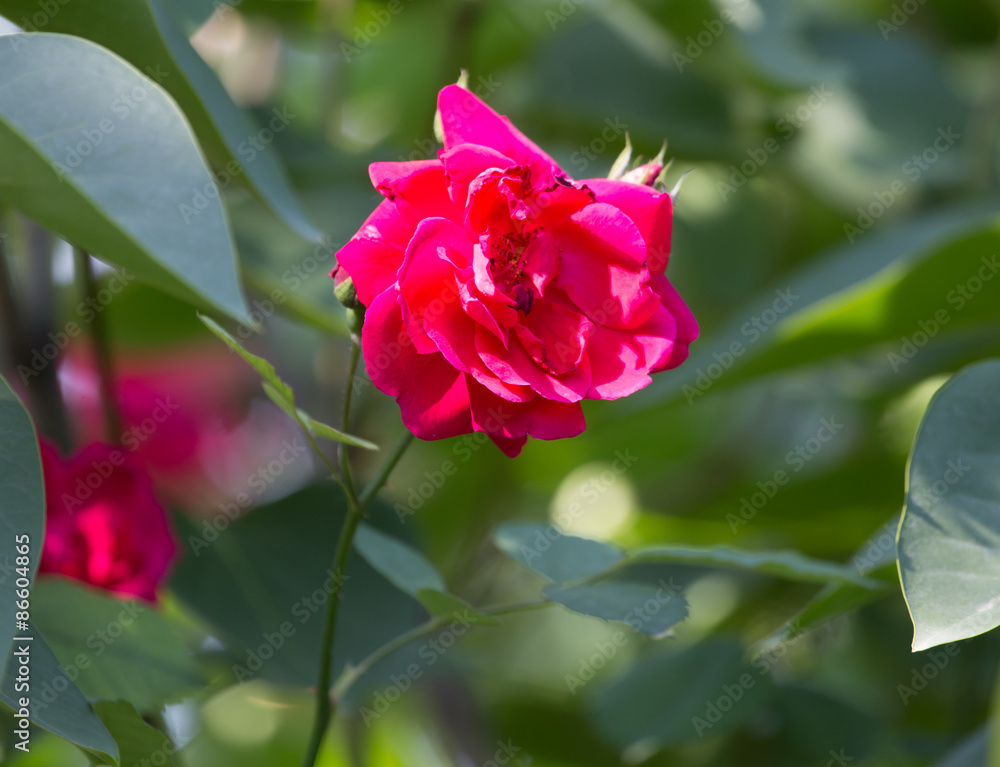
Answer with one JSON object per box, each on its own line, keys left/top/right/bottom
{"left": 39, "top": 441, "right": 177, "bottom": 601}
{"left": 334, "top": 85, "right": 698, "bottom": 457}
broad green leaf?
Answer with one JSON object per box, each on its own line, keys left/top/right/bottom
{"left": 0, "top": 621, "right": 119, "bottom": 765}
{"left": 352, "top": 525, "right": 496, "bottom": 624}
{"left": 0, "top": 33, "right": 248, "bottom": 321}
{"left": 898, "top": 359, "right": 1000, "bottom": 651}
{"left": 31, "top": 579, "right": 203, "bottom": 712}
{"left": 202, "top": 316, "right": 377, "bottom": 449}
{"left": 414, "top": 590, "right": 499, "bottom": 626}
{"left": 0, "top": 376, "right": 43, "bottom": 670}
{"left": 630, "top": 545, "right": 879, "bottom": 588}
{"left": 169, "top": 484, "right": 424, "bottom": 700}
{"left": 92, "top": 700, "right": 178, "bottom": 767}
{"left": 589, "top": 640, "right": 774, "bottom": 757}
{"left": 543, "top": 581, "right": 688, "bottom": 638}
{"left": 638, "top": 203, "right": 1000, "bottom": 409}
{"left": 354, "top": 523, "right": 446, "bottom": 596}
{"left": 0, "top": 0, "right": 319, "bottom": 241}
{"left": 492, "top": 523, "right": 626, "bottom": 584}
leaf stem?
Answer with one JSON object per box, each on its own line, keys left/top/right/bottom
{"left": 359, "top": 429, "right": 414, "bottom": 510}
{"left": 330, "top": 598, "right": 551, "bottom": 704}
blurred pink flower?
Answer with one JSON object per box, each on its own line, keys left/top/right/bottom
{"left": 334, "top": 85, "right": 698, "bottom": 457}
{"left": 39, "top": 441, "right": 177, "bottom": 602}
{"left": 59, "top": 345, "right": 308, "bottom": 512}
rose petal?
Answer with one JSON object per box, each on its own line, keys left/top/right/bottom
{"left": 468, "top": 378, "right": 586, "bottom": 441}
{"left": 441, "top": 143, "right": 516, "bottom": 208}
{"left": 583, "top": 178, "right": 674, "bottom": 272}
{"left": 556, "top": 202, "right": 660, "bottom": 329}
{"left": 649, "top": 273, "right": 699, "bottom": 371}
{"left": 362, "top": 289, "right": 474, "bottom": 439}
{"left": 585, "top": 305, "right": 678, "bottom": 400}
{"left": 438, "top": 85, "right": 560, "bottom": 175}
{"left": 333, "top": 199, "right": 411, "bottom": 307}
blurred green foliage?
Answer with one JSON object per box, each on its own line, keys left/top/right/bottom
{"left": 2, "top": 0, "right": 1000, "bottom": 764}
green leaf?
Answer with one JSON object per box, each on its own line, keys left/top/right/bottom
{"left": 0, "top": 376, "right": 44, "bottom": 670}
{"left": 542, "top": 581, "right": 688, "bottom": 638}
{"left": 492, "top": 523, "right": 626, "bottom": 584}
{"left": 0, "top": 33, "right": 248, "bottom": 322}
{"left": 169, "top": 484, "right": 425, "bottom": 697}
{"left": 201, "top": 316, "right": 290, "bottom": 400}
{"left": 303, "top": 414, "right": 378, "bottom": 451}
{"left": 0, "top": 0, "right": 319, "bottom": 241}
{"left": 588, "top": 640, "right": 774, "bottom": 757}
{"left": 352, "top": 526, "right": 497, "bottom": 624}
{"left": 898, "top": 359, "right": 1000, "bottom": 651}
{"left": 414, "top": 590, "right": 499, "bottom": 626}
{"left": 630, "top": 545, "right": 879, "bottom": 588}
{"left": 354, "top": 524, "right": 446, "bottom": 597}
{"left": 30, "top": 579, "right": 203, "bottom": 712}
{"left": 202, "top": 316, "right": 377, "bottom": 449}
{"left": 0, "top": 622, "right": 119, "bottom": 765}
{"left": 92, "top": 700, "right": 177, "bottom": 767}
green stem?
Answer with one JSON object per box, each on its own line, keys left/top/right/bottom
{"left": 300, "top": 485, "right": 364, "bottom": 767}
{"left": 338, "top": 341, "right": 361, "bottom": 497}
{"left": 301, "top": 345, "right": 412, "bottom": 767}
{"left": 330, "top": 599, "right": 551, "bottom": 704}
{"left": 74, "top": 249, "right": 122, "bottom": 442}
{"left": 359, "top": 430, "right": 414, "bottom": 510}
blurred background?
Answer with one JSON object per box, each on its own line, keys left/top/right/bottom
{"left": 3, "top": 0, "right": 1000, "bottom": 764}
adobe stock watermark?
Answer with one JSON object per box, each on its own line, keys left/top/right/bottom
{"left": 392, "top": 408, "right": 514, "bottom": 523}
{"left": 717, "top": 85, "right": 833, "bottom": 200}
{"left": 52, "top": 66, "right": 171, "bottom": 179}
{"left": 546, "top": 0, "right": 587, "bottom": 31}
{"left": 58, "top": 398, "right": 182, "bottom": 513}
{"left": 844, "top": 127, "right": 960, "bottom": 243}
{"left": 31, "top": 601, "right": 146, "bottom": 712}
{"left": 497, "top": 449, "right": 638, "bottom": 560}
{"left": 233, "top": 237, "right": 340, "bottom": 340}
{"left": 673, "top": 0, "right": 750, "bottom": 72}
{"left": 179, "top": 106, "right": 296, "bottom": 223}
{"left": 694, "top": 620, "right": 828, "bottom": 738}
{"left": 564, "top": 577, "right": 683, "bottom": 695}
{"left": 886, "top": 254, "right": 998, "bottom": 372}
{"left": 358, "top": 608, "right": 481, "bottom": 726}
{"left": 728, "top": 416, "right": 845, "bottom": 533}
{"left": 17, "top": 267, "right": 136, "bottom": 385}
{"left": 878, "top": 0, "right": 927, "bottom": 39}
{"left": 395, "top": 74, "right": 502, "bottom": 162}
{"left": 569, "top": 117, "right": 628, "bottom": 174}
{"left": 187, "top": 438, "right": 310, "bottom": 555}
{"left": 232, "top": 570, "right": 349, "bottom": 682}
{"left": 340, "top": 0, "right": 413, "bottom": 63}
{"left": 682, "top": 288, "right": 799, "bottom": 403}
{"left": 852, "top": 516, "right": 898, "bottom": 574}
{"left": 897, "top": 643, "right": 960, "bottom": 705}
